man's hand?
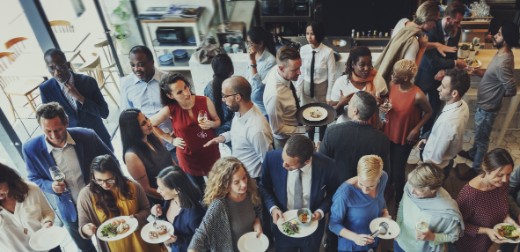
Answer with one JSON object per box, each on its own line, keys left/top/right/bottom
{"left": 271, "top": 208, "right": 284, "bottom": 224}
{"left": 312, "top": 211, "right": 322, "bottom": 221}
{"left": 81, "top": 223, "right": 97, "bottom": 237}
{"left": 203, "top": 136, "right": 225, "bottom": 147}
{"left": 455, "top": 59, "right": 467, "bottom": 69}
{"left": 434, "top": 70, "right": 445, "bottom": 81}
{"left": 435, "top": 43, "right": 457, "bottom": 57}
{"left": 52, "top": 181, "right": 66, "bottom": 194}
{"left": 64, "top": 83, "right": 85, "bottom": 104}
{"left": 406, "top": 128, "right": 420, "bottom": 145}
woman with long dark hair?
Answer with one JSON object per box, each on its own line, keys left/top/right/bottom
{"left": 0, "top": 163, "right": 57, "bottom": 252}
{"left": 77, "top": 155, "right": 164, "bottom": 252}
{"left": 245, "top": 26, "right": 277, "bottom": 116}
{"left": 152, "top": 166, "right": 205, "bottom": 252}
{"left": 204, "top": 53, "right": 234, "bottom": 136}
{"left": 120, "top": 108, "right": 175, "bottom": 205}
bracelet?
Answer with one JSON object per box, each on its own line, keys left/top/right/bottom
{"left": 250, "top": 64, "right": 257, "bottom": 68}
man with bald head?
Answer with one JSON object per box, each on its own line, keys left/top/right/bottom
{"left": 204, "top": 76, "right": 273, "bottom": 180}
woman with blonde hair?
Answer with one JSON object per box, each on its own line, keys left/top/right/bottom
{"left": 329, "top": 155, "right": 389, "bottom": 251}
{"left": 395, "top": 163, "right": 463, "bottom": 252}
{"left": 188, "top": 157, "right": 262, "bottom": 252}
{"left": 384, "top": 59, "right": 432, "bottom": 204}
{"left": 455, "top": 148, "right": 517, "bottom": 252}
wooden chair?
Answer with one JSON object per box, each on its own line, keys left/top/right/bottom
{"left": 77, "top": 55, "right": 119, "bottom": 108}
{"left": 49, "top": 20, "right": 74, "bottom": 33}
{"left": 0, "top": 52, "right": 43, "bottom": 121}
{"left": 93, "top": 39, "right": 119, "bottom": 86}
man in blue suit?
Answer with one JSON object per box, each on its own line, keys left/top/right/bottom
{"left": 23, "top": 102, "right": 114, "bottom": 252}
{"left": 40, "top": 48, "right": 113, "bottom": 150}
{"left": 260, "top": 135, "right": 339, "bottom": 251}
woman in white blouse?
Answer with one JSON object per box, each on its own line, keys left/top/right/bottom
{"left": 298, "top": 21, "right": 336, "bottom": 141}
{"left": 245, "top": 26, "right": 277, "bottom": 116}
{"left": 0, "top": 163, "right": 57, "bottom": 252}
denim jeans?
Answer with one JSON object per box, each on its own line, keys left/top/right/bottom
{"left": 468, "top": 107, "right": 498, "bottom": 171}
{"left": 63, "top": 220, "right": 96, "bottom": 252}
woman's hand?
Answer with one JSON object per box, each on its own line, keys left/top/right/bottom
{"left": 199, "top": 120, "right": 215, "bottom": 130}
{"left": 381, "top": 208, "right": 391, "bottom": 219}
{"left": 171, "top": 137, "right": 186, "bottom": 149}
{"left": 351, "top": 233, "right": 375, "bottom": 246}
{"left": 418, "top": 34, "right": 428, "bottom": 49}
{"left": 151, "top": 204, "right": 162, "bottom": 217}
{"left": 483, "top": 227, "right": 505, "bottom": 242}
{"left": 164, "top": 235, "right": 178, "bottom": 246}
{"left": 253, "top": 220, "right": 263, "bottom": 238}
{"left": 416, "top": 229, "right": 435, "bottom": 241}
{"left": 81, "top": 223, "right": 97, "bottom": 237}
{"left": 42, "top": 220, "right": 53, "bottom": 228}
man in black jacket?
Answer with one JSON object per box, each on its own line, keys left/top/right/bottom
{"left": 416, "top": 1, "right": 467, "bottom": 137}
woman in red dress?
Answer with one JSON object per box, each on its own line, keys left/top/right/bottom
{"left": 152, "top": 73, "right": 221, "bottom": 192}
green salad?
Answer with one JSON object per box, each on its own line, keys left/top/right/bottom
{"left": 282, "top": 220, "right": 299, "bottom": 235}
{"left": 100, "top": 223, "right": 118, "bottom": 238}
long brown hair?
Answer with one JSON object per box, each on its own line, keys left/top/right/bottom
{"left": 0, "top": 163, "right": 29, "bottom": 202}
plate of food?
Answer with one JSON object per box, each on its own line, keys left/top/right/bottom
{"left": 369, "top": 217, "right": 400, "bottom": 240}
{"left": 96, "top": 216, "right": 138, "bottom": 242}
{"left": 302, "top": 106, "right": 327, "bottom": 121}
{"left": 276, "top": 209, "right": 318, "bottom": 238}
{"left": 237, "top": 232, "right": 269, "bottom": 252}
{"left": 141, "top": 220, "right": 174, "bottom": 244}
{"left": 29, "top": 226, "right": 68, "bottom": 251}
{"left": 494, "top": 223, "right": 520, "bottom": 243}
{"left": 464, "top": 58, "right": 482, "bottom": 68}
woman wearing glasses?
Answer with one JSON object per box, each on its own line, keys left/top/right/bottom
{"left": 77, "top": 155, "right": 164, "bottom": 252}
{"left": 330, "top": 46, "right": 387, "bottom": 124}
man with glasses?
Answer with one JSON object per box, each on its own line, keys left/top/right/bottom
{"left": 22, "top": 102, "right": 114, "bottom": 252}
{"left": 40, "top": 48, "right": 113, "bottom": 150}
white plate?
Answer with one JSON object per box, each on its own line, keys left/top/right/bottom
{"left": 302, "top": 106, "right": 327, "bottom": 121}
{"left": 369, "top": 217, "right": 400, "bottom": 239}
{"left": 276, "top": 209, "right": 318, "bottom": 238}
{"left": 96, "top": 216, "right": 139, "bottom": 242}
{"left": 493, "top": 223, "right": 520, "bottom": 243}
{"left": 237, "top": 232, "right": 269, "bottom": 252}
{"left": 29, "top": 226, "right": 67, "bottom": 251}
{"left": 141, "top": 220, "right": 174, "bottom": 244}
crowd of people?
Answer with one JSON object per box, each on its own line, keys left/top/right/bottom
{"left": 1, "top": 1, "right": 520, "bottom": 252}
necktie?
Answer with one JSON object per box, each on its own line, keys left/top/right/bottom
{"left": 289, "top": 81, "right": 300, "bottom": 109}
{"left": 294, "top": 169, "right": 303, "bottom": 209}
{"left": 310, "top": 50, "right": 316, "bottom": 97}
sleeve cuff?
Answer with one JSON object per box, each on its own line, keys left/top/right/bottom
{"left": 269, "top": 206, "right": 279, "bottom": 215}
{"left": 316, "top": 209, "right": 325, "bottom": 220}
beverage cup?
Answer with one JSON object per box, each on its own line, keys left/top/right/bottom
{"left": 223, "top": 43, "right": 231, "bottom": 53}
{"left": 231, "top": 44, "right": 240, "bottom": 53}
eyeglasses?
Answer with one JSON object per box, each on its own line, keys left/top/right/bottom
{"left": 93, "top": 177, "right": 116, "bottom": 185}
{"left": 221, "top": 93, "right": 238, "bottom": 99}
{"left": 47, "top": 62, "right": 69, "bottom": 72}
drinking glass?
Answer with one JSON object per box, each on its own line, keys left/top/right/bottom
{"left": 197, "top": 110, "right": 208, "bottom": 138}
{"left": 379, "top": 98, "right": 392, "bottom": 123}
{"left": 49, "top": 165, "right": 67, "bottom": 191}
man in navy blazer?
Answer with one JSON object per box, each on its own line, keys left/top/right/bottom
{"left": 23, "top": 102, "right": 113, "bottom": 252}
{"left": 260, "top": 135, "right": 339, "bottom": 252}
{"left": 40, "top": 48, "right": 113, "bottom": 150}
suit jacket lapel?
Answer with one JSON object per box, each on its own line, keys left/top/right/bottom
{"left": 279, "top": 161, "right": 288, "bottom": 210}
{"left": 310, "top": 156, "right": 320, "bottom": 210}
{"left": 72, "top": 136, "right": 89, "bottom": 184}
{"left": 39, "top": 136, "right": 57, "bottom": 179}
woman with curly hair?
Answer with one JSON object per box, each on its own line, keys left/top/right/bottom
{"left": 77, "top": 155, "right": 164, "bottom": 252}
{"left": 188, "top": 157, "right": 263, "bottom": 252}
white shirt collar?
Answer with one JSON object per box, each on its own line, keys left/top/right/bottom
{"left": 131, "top": 68, "right": 163, "bottom": 85}
{"left": 46, "top": 131, "right": 76, "bottom": 153}
{"left": 291, "top": 160, "right": 312, "bottom": 174}
{"left": 442, "top": 100, "right": 462, "bottom": 113}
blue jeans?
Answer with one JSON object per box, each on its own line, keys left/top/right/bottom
{"left": 63, "top": 220, "right": 96, "bottom": 252}
{"left": 468, "top": 107, "right": 498, "bottom": 171}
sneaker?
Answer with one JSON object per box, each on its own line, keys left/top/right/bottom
{"left": 458, "top": 150, "right": 474, "bottom": 161}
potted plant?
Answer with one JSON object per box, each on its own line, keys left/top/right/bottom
{"left": 458, "top": 43, "right": 470, "bottom": 58}
{"left": 110, "top": 1, "right": 131, "bottom": 50}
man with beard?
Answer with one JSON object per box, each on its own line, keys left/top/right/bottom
{"left": 416, "top": 1, "right": 467, "bottom": 138}
{"left": 458, "top": 21, "right": 519, "bottom": 180}
{"left": 204, "top": 76, "right": 273, "bottom": 180}
{"left": 120, "top": 45, "right": 176, "bottom": 160}
{"left": 40, "top": 49, "right": 113, "bottom": 150}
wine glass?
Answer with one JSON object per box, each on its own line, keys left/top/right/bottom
{"left": 197, "top": 110, "right": 208, "bottom": 139}
{"left": 49, "top": 165, "right": 67, "bottom": 191}
{"left": 379, "top": 98, "right": 392, "bottom": 123}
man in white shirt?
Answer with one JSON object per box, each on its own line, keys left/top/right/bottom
{"left": 204, "top": 76, "right": 273, "bottom": 180}
{"left": 263, "top": 46, "right": 307, "bottom": 149}
{"left": 421, "top": 68, "right": 470, "bottom": 179}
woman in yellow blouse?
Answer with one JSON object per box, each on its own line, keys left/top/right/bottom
{"left": 77, "top": 154, "right": 165, "bottom": 252}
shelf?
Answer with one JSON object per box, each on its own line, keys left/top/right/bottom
{"left": 261, "top": 15, "right": 311, "bottom": 23}
{"left": 152, "top": 40, "right": 198, "bottom": 50}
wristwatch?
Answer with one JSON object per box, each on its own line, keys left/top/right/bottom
{"left": 250, "top": 64, "right": 257, "bottom": 68}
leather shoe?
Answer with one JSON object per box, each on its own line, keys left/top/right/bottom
{"left": 458, "top": 150, "right": 474, "bottom": 161}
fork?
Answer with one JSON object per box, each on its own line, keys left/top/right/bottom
{"left": 153, "top": 213, "right": 158, "bottom": 228}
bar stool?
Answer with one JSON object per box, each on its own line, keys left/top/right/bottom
{"left": 77, "top": 54, "right": 119, "bottom": 108}
{"left": 496, "top": 86, "right": 520, "bottom": 146}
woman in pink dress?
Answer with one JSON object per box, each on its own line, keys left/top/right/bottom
{"left": 152, "top": 73, "right": 221, "bottom": 192}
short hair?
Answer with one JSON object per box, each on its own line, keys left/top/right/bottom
{"left": 444, "top": 68, "right": 470, "bottom": 97}
{"left": 36, "top": 102, "right": 68, "bottom": 125}
{"left": 481, "top": 148, "right": 514, "bottom": 175}
{"left": 224, "top": 76, "right": 252, "bottom": 102}
{"left": 306, "top": 21, "right": 326, "bottom": 43}
{"left": 444, "top": 1, "right": 465, "bottom": 18}
{"left": 157, "top": 166, "right": 202, "bottom": 209}
{"left": 285, "top": 135, "right": 314, "bottom": 164}
{"left": 407, "top": 163, "right": 444, "bottom": 190}
{"left": 414, "top": 1, "right": 440, "bottom": 25}
{"left": 357, "top": 155, "right": 384, "bottom": 181}
{"left": 44, "top": 48, "right": 67, "bottom": 62}
{"left": 345, "top": 46, "right": 372, "bottom": 76}
{"left": 128, "top": 45, "right": 154, "bottom": 62}
{"left": 276, "top": 46, "right": 301, "bottom": 66}
{"left": 0, "top": 162, "right": 29, "bottom": 202}
{"left": 393, "top": 59, "right": 417, "bottom": 81}
{"left": 159, "top": 73, "right": 192, "bottom": 106}
{"left": 350, "top": 91, "right": 377, "bottom": 121}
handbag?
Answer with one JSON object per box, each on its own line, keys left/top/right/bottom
{"left": 194, "top": 39, "right": 223, "bottom": 64}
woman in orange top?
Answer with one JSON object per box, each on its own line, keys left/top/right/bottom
{"left": 383, "top": 59, "right": 432, "bottom": 204}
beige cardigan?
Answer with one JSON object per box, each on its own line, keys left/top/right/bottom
{"left": 77, "top": 181, "right": 151, "bottom": 252}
